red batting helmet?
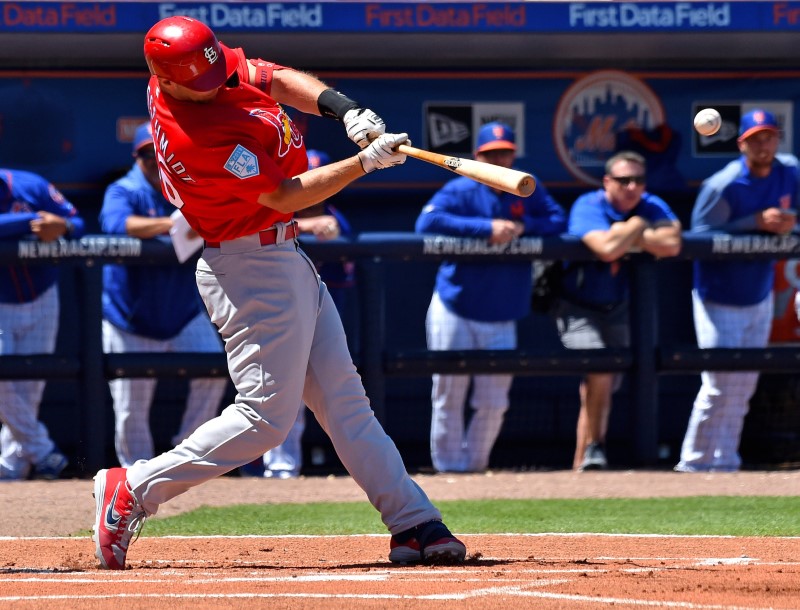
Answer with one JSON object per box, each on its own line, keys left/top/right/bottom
{"left": 143, "top": 16, "right": 238, "bottom": 92}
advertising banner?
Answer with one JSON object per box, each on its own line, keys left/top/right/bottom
{"left": 2, "top": 2, "right": 800, "bottom": 33}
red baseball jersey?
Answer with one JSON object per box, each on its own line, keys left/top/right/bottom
{"left": 147, "top": 47, "right": 308, "bottom": 242}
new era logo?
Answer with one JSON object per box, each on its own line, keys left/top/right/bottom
{"left": 428, "top": 113, "right": 469, "bottom": 149}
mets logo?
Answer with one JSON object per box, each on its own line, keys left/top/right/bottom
{"left": 204, "top": 46, "right": 218, "bottom": 65}
{"left": 248, "top": 107, "right": 303, "bottom": 158}
{"left": 10, "top": 200, "right": 32, "bottom": 213}
{"left": 224, "top": 144, "right": 259, "bottom": 179}
{"left": 554, "top": 70, "right": 665, "bottom": 186}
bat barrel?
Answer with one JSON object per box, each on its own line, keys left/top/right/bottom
{"left": 398, "top": 144, "right": 536, "bottom": 198}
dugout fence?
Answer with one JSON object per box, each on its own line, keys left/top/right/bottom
{"left": 1, "top": 232, "right": 799, "bottom": 473}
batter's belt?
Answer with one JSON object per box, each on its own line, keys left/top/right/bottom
{"left": 205, "top": 221, "right": 299, "bottom": 249}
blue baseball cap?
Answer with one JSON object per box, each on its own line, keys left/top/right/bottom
{"left": 307, "top": 149, "right": 331, "bottom": 170}
{"left": 738, "top": 109, "right": 779, "bottom": 141}
{"left": 476, "top": 121, "right": 516, "bottom": 153}
{"left": 132, "top": 122, "right": 154, "bottom": 154}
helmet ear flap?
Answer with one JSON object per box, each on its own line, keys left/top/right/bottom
{"left": 143, "top": 16, "right": 237, "bottom": 92}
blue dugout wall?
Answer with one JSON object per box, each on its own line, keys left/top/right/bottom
{"left": 3, "top": 232, "right": 800, "bottom": 475}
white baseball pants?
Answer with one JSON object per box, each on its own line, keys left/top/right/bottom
{"left": 426, "top": 292, "right": 513, "bottom": 473}
{"left": 103, "top": 313, "right": 227, "bottom": 468}
{"left": 0, "top": 285, "right": 60, "bottom": 477}
{"left": 677, "top": 291, "right": 773, "bottom": 472}
{"left": 127, "top": 229, "right": 441, "bottom": 534}
{"left": 263, "top": 407, "right": 305, "bottom": 477}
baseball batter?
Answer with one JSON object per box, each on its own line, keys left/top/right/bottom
{"left": 0, "top": 169, "right": 84, "bottom": 480}
{"left": 93, "top": 16, "right": 466, "bottom": 569}
{"left": 677, "top": 109, "right": 799, "bottom": 473}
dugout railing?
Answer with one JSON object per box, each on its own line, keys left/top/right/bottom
{"left": 2, "top": 231, "right": 799, "bottom": 473}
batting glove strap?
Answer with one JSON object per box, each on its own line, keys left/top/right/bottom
{"left": 344, "top": 108, "right": 387, "bottom": 149}
{"left": 358, "top": 133, "right": 408, "bottom": 173}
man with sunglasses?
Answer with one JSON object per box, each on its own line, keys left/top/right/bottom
{"left": 99, "top": 122, "right": 227, "bottom": 469}
{"left": 556, "top": 151, "right": 681, "bottom": 471}
{"left": 676, "top": 109, "right": 798, "bottom": 473}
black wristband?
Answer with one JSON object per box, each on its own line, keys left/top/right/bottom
{"left": 317, "top": 88, "right": 359, "bottom": 121}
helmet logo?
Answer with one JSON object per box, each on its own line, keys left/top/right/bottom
{"left": 204, "top": 46, "right": 218, "bottom": 65}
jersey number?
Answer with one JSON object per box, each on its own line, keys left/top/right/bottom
{"left": 158, "top": 162, "right": 185, "bottom": 209}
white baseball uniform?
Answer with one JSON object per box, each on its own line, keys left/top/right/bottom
{"left": 678, "top": 152, "right": 799, "bottom": 472}
{"left": 0, "top": 285, "right": 59, "bottom": 476}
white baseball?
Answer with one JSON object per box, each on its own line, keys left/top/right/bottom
{"left": 694, "top": 108, "right": 722, "bottom": 136}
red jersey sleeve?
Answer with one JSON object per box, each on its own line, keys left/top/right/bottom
{"left": 230, "top": 47, "right": 289, "bottom": 96}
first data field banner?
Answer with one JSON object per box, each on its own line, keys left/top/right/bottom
{"left": 1, "top": 2, "right": 799, "bottom": 32}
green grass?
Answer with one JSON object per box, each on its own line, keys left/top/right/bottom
{"left": 131, "top": 497, "right": 800, "bottom": 538}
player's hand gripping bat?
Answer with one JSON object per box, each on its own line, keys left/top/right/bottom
{"left": 397, "top": 144, "right": 536, "bottom": 198}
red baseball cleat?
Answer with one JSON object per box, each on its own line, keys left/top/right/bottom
{"left": 92, "top": 468, "right": 146, "bottom": 570}
{"left": 388, "top": 520, "right": 466, "bottom": 564}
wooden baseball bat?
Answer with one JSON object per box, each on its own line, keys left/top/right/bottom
{"left": 398, "top": 144, "right": 536, "bottom": 197}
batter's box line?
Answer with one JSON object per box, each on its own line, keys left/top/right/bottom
{"left": 0, "top": 587, "right": 779, "bottom": 608}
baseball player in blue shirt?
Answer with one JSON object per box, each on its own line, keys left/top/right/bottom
{"left": 0, "top": 169, "right": 84, "bottom": 480}
{"left": 100, "top": 123, "right": 227, "bottom": 468}
{"left": 557, "top": 150, "right": 681, "bottom": 471}
{"left": 677, "top": 109, "right": 799, "bottom": 473}
{"left": 416, "top": 122, "right": 567, "bottom": 472}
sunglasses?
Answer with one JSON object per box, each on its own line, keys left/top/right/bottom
{"left": 136, "top": 149, "right": 157, "bottom": 161}
{"left": 609, "top": 175, "right": 646, "bottom": 186}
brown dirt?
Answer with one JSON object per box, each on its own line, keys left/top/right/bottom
{"left": 2, "top": 534, "right": 798, "bottom": 610}
{"left": 2, "top": 470, "right": 799, "bottom": 609}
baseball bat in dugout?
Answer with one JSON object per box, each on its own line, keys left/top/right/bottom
{"left": 397, "top": 144, "right": 536, "bottom": 197}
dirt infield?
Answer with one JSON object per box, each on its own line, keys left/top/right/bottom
{"left": 1, "top": 534, "right": 798, "bottom": 609}
{"left": 2, "top": 470, "right": 799, "bottom": 609}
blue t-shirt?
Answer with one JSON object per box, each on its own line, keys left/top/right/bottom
{"left": 100, "top": 164, "right": 203, "bottom": 340}
{"left": 562, "top": 189, "right": 677, "bottom": 308}
{"left": 416, "top": 174, "right": 566, "bottom": 322}
{"left": 692, "top": 154, "right": 800, "bottom": 306}
{"left": 0, "top": 168, "right": 85, "bottom": 303}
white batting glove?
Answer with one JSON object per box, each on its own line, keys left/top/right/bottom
{"left": 358, "top": 133, "right": 408, "bottom": 173}
{"left": 344, "top": 108, "right": 386, "bottom": 149}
